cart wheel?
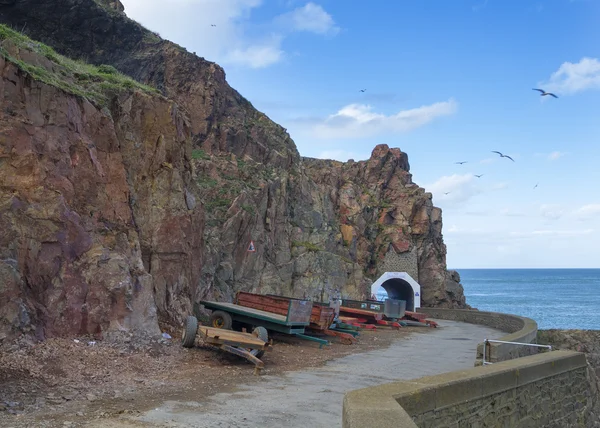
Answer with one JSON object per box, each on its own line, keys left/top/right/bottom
{"left": 250, "top": 326, "right": 268, "bottom": 359}
{"left": 181, "top": 315, "right": 198, "bottom": 348}
{"left": 210, "top": 310, "right": 233, "bottom": 330}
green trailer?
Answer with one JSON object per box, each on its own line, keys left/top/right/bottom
{"left": 199, "top": 295, "right": 312, "bottom": 335}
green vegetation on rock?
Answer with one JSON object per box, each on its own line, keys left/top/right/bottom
{"left": 241, "top": 204, "right": 255, "bottom": 215}
{"left": 192, "top": 149, "right": 210, "bottom": 160}
{"left": 205, "top": 197, "right": 231, "bottom": 212}
{"left": 0, "top": 24, "right": 159, "bottom": 107}
{"left": 292, "top": 241, "right": 322, "bottom": 252}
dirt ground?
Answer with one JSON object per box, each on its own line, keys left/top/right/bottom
{"left": 0, "top": 325, "right": 426, "bottom": 427}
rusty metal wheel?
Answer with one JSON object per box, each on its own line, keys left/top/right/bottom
{"left": 209, "top": 310, "right": 233, "bottom": 330}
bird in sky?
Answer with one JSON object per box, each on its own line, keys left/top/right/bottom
{"left": 532, "top": 88, "right": 558, "bottom": 98}
{"left": 533, "top": 183, "right": 538, "bottom": 190}
{"left": 211, "top": 24, "right": 216, "bottom": 27}
{"left": 444, "top": 192, "right": 451, "bottom": 195}
{"left": 474, "top": 174, "right": 484, "bottom": 178}
{"left": 359, "top": 89, "right": 366, "bottom": 92}
{"left": 455, "top": 161, "right": 468, "bottom": 165}
{"left": 491, "top": 151, "right": 515, "bottom": 162}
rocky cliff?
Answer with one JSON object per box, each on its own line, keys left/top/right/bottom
{"left": 0, "top": 0, "right": 467, "bottom": 342}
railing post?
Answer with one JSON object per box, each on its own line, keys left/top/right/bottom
{"left": 483, "top": 338, "right": 487, "bottom": 365}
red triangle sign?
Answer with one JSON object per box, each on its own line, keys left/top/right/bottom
{"left": 247, "top": 240, "right": 256, "bottom": 252}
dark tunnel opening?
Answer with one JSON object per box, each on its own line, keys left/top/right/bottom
{"left": 380, "top": 278, "right": 415, "bottom": 311}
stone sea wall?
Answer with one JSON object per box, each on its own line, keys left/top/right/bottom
{"left": 343, "top": 351, "right": 598, "bottom": 428}
{"left": 417, "top": 308, "right": 539, "bottom": 364}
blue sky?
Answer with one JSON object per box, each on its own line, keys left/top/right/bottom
{"left": 121, "top": 0, "right": 600, "bottom": 268}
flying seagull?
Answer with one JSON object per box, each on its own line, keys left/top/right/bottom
{"left": 474, "top": 174, "right": 484, "bottom": 178}
{"left": 359, "top": 89, "right": 366, "bottom": 92}
{"left": 211, "top": 24, "right": 217, "bottom": 27}
{"left": 455, "top": 161, "right": 468, "bottom": 165}
{"left": 444, "top": 192, "right": 451, "bottom": 195}
{"left": 532, "top": 88, "right": 558, "bottom": 98}
{"left": 533, "top": 183, "right": 538, "bottom": 190}
{"left": 491, "top": 151, "right": 515, "bottom": 162}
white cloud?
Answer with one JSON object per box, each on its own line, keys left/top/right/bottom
{"left": 499, "top": 208, "right": 526, "bottom": 217}
{"left": 547, "top": 151, "right": 566, "bottom": 161}
{"left": 510, "top": 229, "right": 595, "bottom": 238}
{"left": 425, "top": 172, "right": 508, "bottom": 207}
{"left": 497, "top": 244, "right": 521, "bottom": 255}
{"left": 540, "top": 204, "right": 565, "bottom": 220}
{"left": 472, "top": 0, "right": 488, "bottom": 12}
{"left": 445, "top": 225, "right": 488, "bottom": 235}
{"left": 226, "top": 42, "right": 284, "bottom": 68}
{"left": 120, "top": 0, "right": 338, "bottom": 69}
{"left": 574, "top": 204, "right": 600, "bottom": 219}
{"left": 539, "top": 57, "right": 600, "bottom": 95}
{"left": 276, "top": 2, "right": 339, "bottom": 35}
{"left": 425, "top": 174, "right": 479, "bottom": 205}
{"left": 298, "top": 99, "right": 457, "bottom": 140}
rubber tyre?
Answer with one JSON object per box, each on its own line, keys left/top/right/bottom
{"left": 250, "top": 326, "right": 268, "bottom": 359}
{"left": 181, "top": 315, "right": 198, "bottom": 348}
{"left": 209, "top": 310, "right": 233, "bottom": 330}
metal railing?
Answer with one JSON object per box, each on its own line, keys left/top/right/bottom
{"left": 482, "top": 339, "right": 552, "bottom": 365}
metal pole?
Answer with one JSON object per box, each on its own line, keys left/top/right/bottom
{"left": 483, "top": 339, "right": 489, "bottom": 365}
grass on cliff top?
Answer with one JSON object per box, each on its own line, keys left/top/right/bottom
{"left": 0, "top": 24, "right": 159, "bottom": 107}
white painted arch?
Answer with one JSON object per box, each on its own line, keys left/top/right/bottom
{"left": 370, "top": 272, "right": 421, "bottom": 311}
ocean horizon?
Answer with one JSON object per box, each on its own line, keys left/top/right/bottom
{"left": 455, "top": 268, "right": 600, "bottom": 330}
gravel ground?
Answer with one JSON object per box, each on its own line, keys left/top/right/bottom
{"left": 0, "top": 323, "right": 421, "bottom": 427}
{"left": 1, "top": 320, "right": 503, "bottom": 427}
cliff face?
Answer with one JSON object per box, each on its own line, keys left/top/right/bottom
{"left": 0, "top": 32, "right": 202, "bottom": 339}
{"left": 0, "top": 1, "right": 467, "bottom": 342}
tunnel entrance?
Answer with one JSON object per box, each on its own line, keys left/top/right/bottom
{"left": 371, "top": 272, "right": 421, "bottom": 311}
{"left": 378, "top": 279, "right": 415, "bottom": 311}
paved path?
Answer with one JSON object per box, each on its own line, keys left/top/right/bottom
{"left": 125, "top": 320, "right": 503, "bottom": 428}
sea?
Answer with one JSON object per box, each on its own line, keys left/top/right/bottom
{"left": 456, "top": 269, "right": 600, "bottom": 330}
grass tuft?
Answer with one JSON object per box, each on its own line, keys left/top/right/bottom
{"left": 0, "top": 24, "right": 160, "bottom": 107}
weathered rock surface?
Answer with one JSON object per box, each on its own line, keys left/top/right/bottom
{"left": 0, "top": 1, "right": 467, "bottom": 342}
{"left": 445, "top": 270, "right": 469, "bottom": 308}
{"left": 0, "top": 46, "right": 202, "bottom": 339}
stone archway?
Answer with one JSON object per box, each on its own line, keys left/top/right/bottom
{"left": 370, "top": 272, "right": 421, "bottom": 311}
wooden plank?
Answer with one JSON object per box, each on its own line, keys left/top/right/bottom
{"left": 264, "top": 294, "right": 334, "bottom": 330}
{"left": 338, "top": 316, "right": 361, "bottom": 323}
{"left": 339, "top": 306, "right": 383, "bottom": 320}
{"left": 236, "top": 299, "right": 290, "bottom": 317}
{"left": 235, "top": 292, "right": 312, "bottom": 324}
{"left": 309, "top": 305, "right": 335, "bottom": 331}
{"left": 321, "top": 329, "right": 356, "bottom": 345}
{"left": 220, "top": 344, "right": 264, "bottom": 372}
{"left": 404, "top": 311, "right": 428, "bottom": 321}
{"left": 236, "top": 292, "right": 291, "bottom": 316}
{"left": 197, "top": 326, "right": 267, "bottom": 349}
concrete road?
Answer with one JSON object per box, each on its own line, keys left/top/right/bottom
{"left": 125, "top": 320, "right": 503, "bottom": 428}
